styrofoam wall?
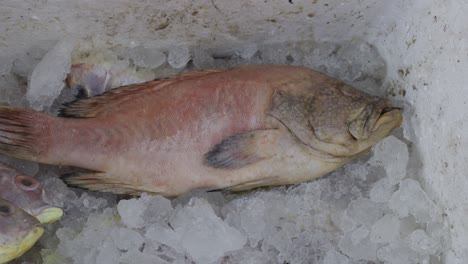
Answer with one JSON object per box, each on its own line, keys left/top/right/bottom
{"left": 1, "top": 0, "right": 466, "bottom": 262}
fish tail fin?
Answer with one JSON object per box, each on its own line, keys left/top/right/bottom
{"left": 0, "top": 106, "right": 50, "bottom": 162}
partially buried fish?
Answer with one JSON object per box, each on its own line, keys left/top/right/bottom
{"left": 0, "top": 65, "right": 402, "bottom": 196}
{"left": 66, "top": 63, "right": 149, "bottom": 98}
{"left": 0, "top": 162, "right": 63, "bottom": 224}
{"left": 0, "top": 199, "right": 43, "bottom": 264}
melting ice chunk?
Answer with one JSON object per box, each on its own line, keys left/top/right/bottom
{"left": 370, "top": 135, "right": 409, "bottom": 184}
{"left": 27, "top": 39, "right": 74, "bottom": 110}
{"left": 347, "top": 197, "right": 383, "bottom": 226}
{"left": 193, "top": 49, "right": 215, "bottom": 69}
{"left": 236, "top": 44, "right": 258, "bottom": 59}
{"left": 168, "top": 46, "right": 191, "bottom": 69}
{"left": 129, "top": 46, "right": 166, "bottom": 68}
{"left": 120, "top": 249, "right": 168, "bottom": 264}
{"left": 117, "top": 193, "right": 173, "bottom": 229}
{"left": 406, "top": 229, "right": 440, "bottom": 255}
{"left": 338, "top": 226, "right": 377, "bottom": 261}
{"left": 223, "top": 247, "right": 277, "bottom": 264}
{"left": 377, "top": 242, "right": 418, "bottom": 264}
{"left": 95, "top": 237, "right": 120, "bottom": 264}
{"left": 389, "top": 179, "right": 440, "bottom": 223}
{"left": 369, "top": 177, "right": 395, "bottom": 203}
{"left": 168, "top": 198, "right": 246, "bottom": 263}
{"left": 370, "top": 214, "right": 400, "bottom": 243}
{"left": 323, "top": 249, "right": 350, "bottom": 264}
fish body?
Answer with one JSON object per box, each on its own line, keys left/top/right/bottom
{"left": 0, "top": 65, "right": 402, "bottom": 196}
{"left": 0, "top": 199, "right": 44, "bottom": 264}
{"left": 0, "top": 162, "right": 63, "bottom": 224}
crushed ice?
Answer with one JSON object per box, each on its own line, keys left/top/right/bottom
{"left": 2, "top": 39, "right": 447, "bottom": 264}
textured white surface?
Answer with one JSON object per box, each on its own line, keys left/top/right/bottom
{"left": 0, "top": 0, "right": 463, "bottom": 263}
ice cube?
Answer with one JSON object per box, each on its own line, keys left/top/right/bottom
{"left": 52, "top": 208, "right": 118, "bottom": 264}
{"left": 338, "top": 226, "right": 377, "bottom": 261}
{"left": 0, "top": 74, "right": 28, "bottom": 107}
{"left": 79, "top": 192, "right": 108, "bottom": 211}
{"left": 192, "top": 49, "right": 215, "bottom": 69}
{"left": 223, "top": 247, "right": 277, "bottom": 264}
{"left": 118, "top": 193, "right": 173, "bottom": 229}
{"left": 347, "top": 198, "right": 383, "bottom": 226}
{"left": 323, "top": 249, "right": 350, "bottom": 264}
{"left": 40, "top": 176, "right": 78, "bottom": 209}
{"left": 26, "top": 39, "right": 75, "bottom": 110}
{"left": 129, "top": 46, "right": 166, "bottom": 68}
{"left": 406, "top": 229, "right": 440, "bottom": 255}
{"left": 389, "top": 179, "right": 440, "bottom": 223}
{"left": 369, "top": 136, "right": 409, "bottom": 184}
{"left": 377, "top": 242, "right": 418, "bottom": 264}
{"left": 111, "top": 227, "right": 145, "bottom": 251}
{"left": 369, "top": 177, "right": 395, "bottom": 203}
{"left": 370, "top": 214, "right": 400, "bottom": 243}
{"left": 120, "top": 249, "right": 168, "bottom": 264}
{"left": 142, "top": 241, "right": 190, "bottom": 263}
{"left": 168, "top": 46, "right": 191, "bottom": 69}
{"left": 266, "top": 229, "right": 292, "bottom": 261}
{"left": 95, "top": 237, "right": 120, "bottom": 264}
{"left": 145, "top": 223, "right": 183, "bottom": 253}
{"left": 169, "top": 198, "right": 246, "bottom": 263}
{"left": 236, "top": 44, "right": 258, "bottom": 59}
{"left": 334, "top": 210, "right": 358, "bottom": 233}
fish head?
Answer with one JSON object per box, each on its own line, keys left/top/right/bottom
{"left": 0, "top": 199, "right": 44, "bottom": 264}
{"left": 0, "top": 163, "right": 63, "bottom": 224}
{"left": 66, "top": 63, "right": 109, "bottom": 98}
{"left": 270, "top": 77, "right": 402, "bottom": 161}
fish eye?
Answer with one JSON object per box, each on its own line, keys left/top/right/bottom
{"left": 72, "top": 85, "right": 90, "bottom": 99}
{"left": 0, "top": 205, "right": 10, "bottom": 214}
{"left": 14, "top": 175, "right": 40, "bottom": 191}
{"left": 21, "top": 179, "right": 33, "bottom": 186}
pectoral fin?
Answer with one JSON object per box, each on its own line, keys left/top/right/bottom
{"left": 203, "top": 129, "right": 281, "bottom": 169}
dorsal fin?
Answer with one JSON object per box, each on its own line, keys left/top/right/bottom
{"left": 59, "top": 69, "right": 226, "bottom": 118}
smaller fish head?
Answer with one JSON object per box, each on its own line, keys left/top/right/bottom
{"left": 0, "top": 199, "right": 44, "bottom": 264}
{"left": 0, "top": 164, "right": 63, "bottom": 224}
{"left": 66, "top": 63, "right": 109, "bottom": 98}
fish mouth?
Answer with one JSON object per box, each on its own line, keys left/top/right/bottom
{"left": 0, "top": 226, "right": 44, "bottom": 264}
{"left": 349, "top": 100, "right": 402, "bottom": 140}
{"left": 35, "top": 207, "right": 64, "bottom": 224}
{"left": 371, "top": 107, "right": 403, "bottom": 132}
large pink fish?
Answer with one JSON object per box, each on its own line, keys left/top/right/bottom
{"left": 0, "top": 65, "right": 402, "bottom": 196}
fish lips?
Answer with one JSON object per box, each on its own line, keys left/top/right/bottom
{"left": 33, "top": 206, "right": 64, "bottom": 224}
{"left": 372, "top": 107, "right": 403, "bottom": 132}
{"left": 349, "top": 100, "right": 402, "bottom": 140}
